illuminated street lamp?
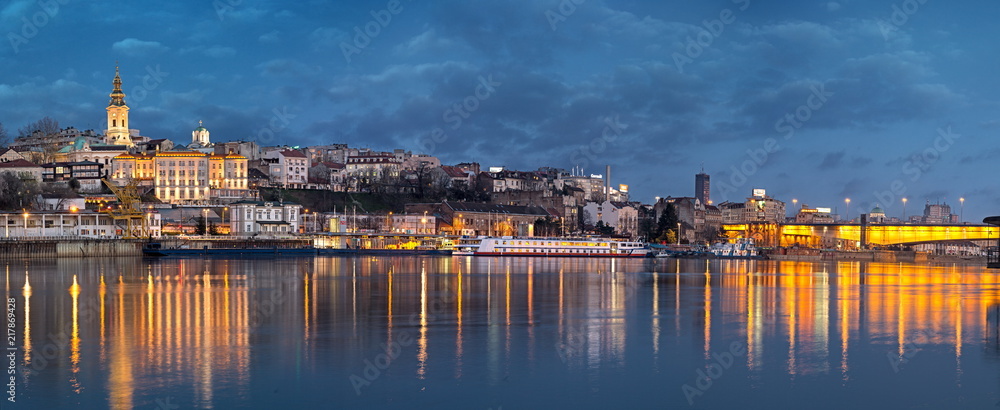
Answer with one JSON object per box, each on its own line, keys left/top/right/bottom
{"left": 902, "top": 197, "right": 908, "bottom": 222}
{"left": 792, "top": 198, "right": 798, "bottom": 218}
{"left": 960, "top": 197, "right": 965, "bottom": 223}
{"left": 23, "top": 211, "right": 29, "bottom": 237}
{"left": 845, "top": 198, "right": 851, "bottom": 222}
{"left": 676, "top": 222, "right": 681, "bottom": 245}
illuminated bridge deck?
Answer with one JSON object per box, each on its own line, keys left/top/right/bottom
{"left": 723, "top": 222, "right": 1000, "bottom": 248}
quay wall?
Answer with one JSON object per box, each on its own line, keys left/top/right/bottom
{"left": 0, "top": 238, "right": 145, "bottom": 259}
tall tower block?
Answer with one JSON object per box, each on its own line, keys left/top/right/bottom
{"left": 695, "top": 171, "right": 710, "bottom": 205}
{"left": 106, "top": 66, "right": 133, "bottom": 146}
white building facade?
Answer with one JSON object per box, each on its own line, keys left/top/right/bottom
{"left": 228, "top": 201, "right": 302, "bottom": 236}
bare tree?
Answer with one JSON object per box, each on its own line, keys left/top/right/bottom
{"left": 18, "top": 116, "right": 60, "bottom": 137}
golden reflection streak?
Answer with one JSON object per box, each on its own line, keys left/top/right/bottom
{"left": 304, "top": 272, "right": 310, "bottom": 345}
{"left": 417, "top": 265, "right": 428, "bottom": 379}
{"left": 70, "top": 275, "right": 81, "bottom": 392}
{"left": 505, "top": 264, "right": 512, "bottom": 361}
{"left": 652, "top": 272, "right": 660, "bottom": 358}
{"left": 839, "top": 274, "right": 850, "bottom": 379}
{"left": 456, "top": 264, "right": 463, "bottom": 378}
{"left": 703, "top": 269, "right": 711, "bottom": 360}
{"left": 100, "top": 275, "right": 106, "bottom": 363}
{"left": 746, "top": 269, "right": 756, "bottom": 371}
{"left": 955, "top": 298, "right": 962, "bottom": 377}
{"left": 22, "top": 271, "right": 31, "bottom": 368}
{"left": 109, "top": 274, "right": 134, "bottom": 410}
{"left": 787, "top": 270, "right": 797, "bottom": 377}
{"left": 387, "top": 266, "right": 393, "bottom": 362}
{"left": 527, "top": 261, "right": 533, "bottom": 363}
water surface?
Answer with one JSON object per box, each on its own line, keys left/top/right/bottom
{"left": 4, "top": 257, "right": 1000, "bottom": 409}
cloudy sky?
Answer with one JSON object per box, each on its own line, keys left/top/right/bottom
{"left": 2, "top": 0, "right": 997, "bottom": 220}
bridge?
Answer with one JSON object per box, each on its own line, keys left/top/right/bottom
{"left": 722, "top": 222, "right": 999, "bottom": 249}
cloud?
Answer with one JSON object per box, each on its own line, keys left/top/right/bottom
{"left": 111, "top": 38, "right": 169, "bottom": 56}
{"left": 827, "top": 2, "right": 842, "bottom": 12}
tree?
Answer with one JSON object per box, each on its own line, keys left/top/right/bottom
{"left": 0, "top": 122, "right": 8, "bottom": 148}
{"left": 68, "top": 178, "right": 81, "bottom": 192}
{"left": 655, "top": 203, "right": 679, "bottom": 243}
{"left": 208, "top": 221, "right": 220, "bottom": 235}
{"left": 18, "top": 116, "right": 60, "bottom": 138}
{"left": 0, "top": 172, "right": 40, "bottom": 210}
{"left": 594, "top": 220, "right": 615, "bottom": 236}
{"left": 194, "top": 215, "right": 207, "bottom": 235}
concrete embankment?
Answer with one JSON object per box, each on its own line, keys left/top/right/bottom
{"left": 0, "top": 239, "right": 145, "bottom": 259}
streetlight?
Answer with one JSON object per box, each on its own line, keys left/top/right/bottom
{"left": 792, "top": 198, "right": 798, "bottom": 218}
{"left": 960, "top": 197, "right": 965, "bottom": 223}
{"left": 845, "top": 198, "right": 851, "bottom": 222}
{"left": 223, "top": 206, "right": 229, "bottom": 234}
{"left": 23, "top": 211, "right": 29, "bottom": 237}
{"left": 902, "top": 197, "right": 908, "bottom": 222}
{"left": 676, "top": 222, "right": 681, "bottom": 245}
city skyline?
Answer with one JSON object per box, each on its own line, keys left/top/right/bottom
{"left": 2, "top": 1, "right": 998, "bottom": 220}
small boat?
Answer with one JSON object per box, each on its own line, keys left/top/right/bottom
{"left": 708, "top": 238, "right": 761, "bottom": 258}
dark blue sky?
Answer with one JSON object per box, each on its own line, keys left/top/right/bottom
{"left": 2, "top": 0, "right": 997, "bottom": 220}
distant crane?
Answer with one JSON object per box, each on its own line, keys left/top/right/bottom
{"left": 101, "top": 178, "right": 150, "bottom": 239}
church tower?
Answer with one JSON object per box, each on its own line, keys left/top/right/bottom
{"left": 192, "top": 120, "right": 211, "bottom": 146}
{"left": 106, "top": 66, "right": 133, "bottom": 146}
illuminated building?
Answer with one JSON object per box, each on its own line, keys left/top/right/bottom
{"left": 695, "top": 171, "right": 710, "bottom": 206}
{"left": 228, "top": 200, "right": 302, "bottom": 235}
{"left": 262, "top": 149, "right": 311, "bottom": 188}
{"left": 111, "top": 149, "right": 249, "bottom": 204}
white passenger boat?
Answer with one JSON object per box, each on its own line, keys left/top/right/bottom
{"left": 453, "top": 237, "right": 483, "bottom": 255}
{"left": 462, "top": 237, "right": 651, "bottom": 258}
{"left": 709, "top": 238, "right": 760, "bottom": 258}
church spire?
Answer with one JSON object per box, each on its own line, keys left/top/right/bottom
{"left": 109, "top": 64, "right": 126, "bottom": 107}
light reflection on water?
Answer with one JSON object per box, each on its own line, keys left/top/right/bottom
{"left": 4, "top": 257, "right": 1000, "bottom": 409}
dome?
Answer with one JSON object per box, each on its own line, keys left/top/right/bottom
{"left": 73, "top": 136, "right": 87, "bottom": 150}
{"left": 871, "top": 205, "right": 885, "bottom": 215}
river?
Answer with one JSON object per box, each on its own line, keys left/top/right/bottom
{"left": 3, "top": 256, "right": 999, "bottom": 409}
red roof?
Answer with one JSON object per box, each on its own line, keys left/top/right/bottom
{"left": 0, "top": 159, "right": 39, "bottom": 168}
{"left": 280, "top": 150, "right": 307, "bottom": 158}
{"left": 441, "top": 166, "right": 468, "bottom": 178}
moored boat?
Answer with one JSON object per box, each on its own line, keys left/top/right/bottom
{"left": 468, "top": 237, "right": 651, "bottom": 258}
